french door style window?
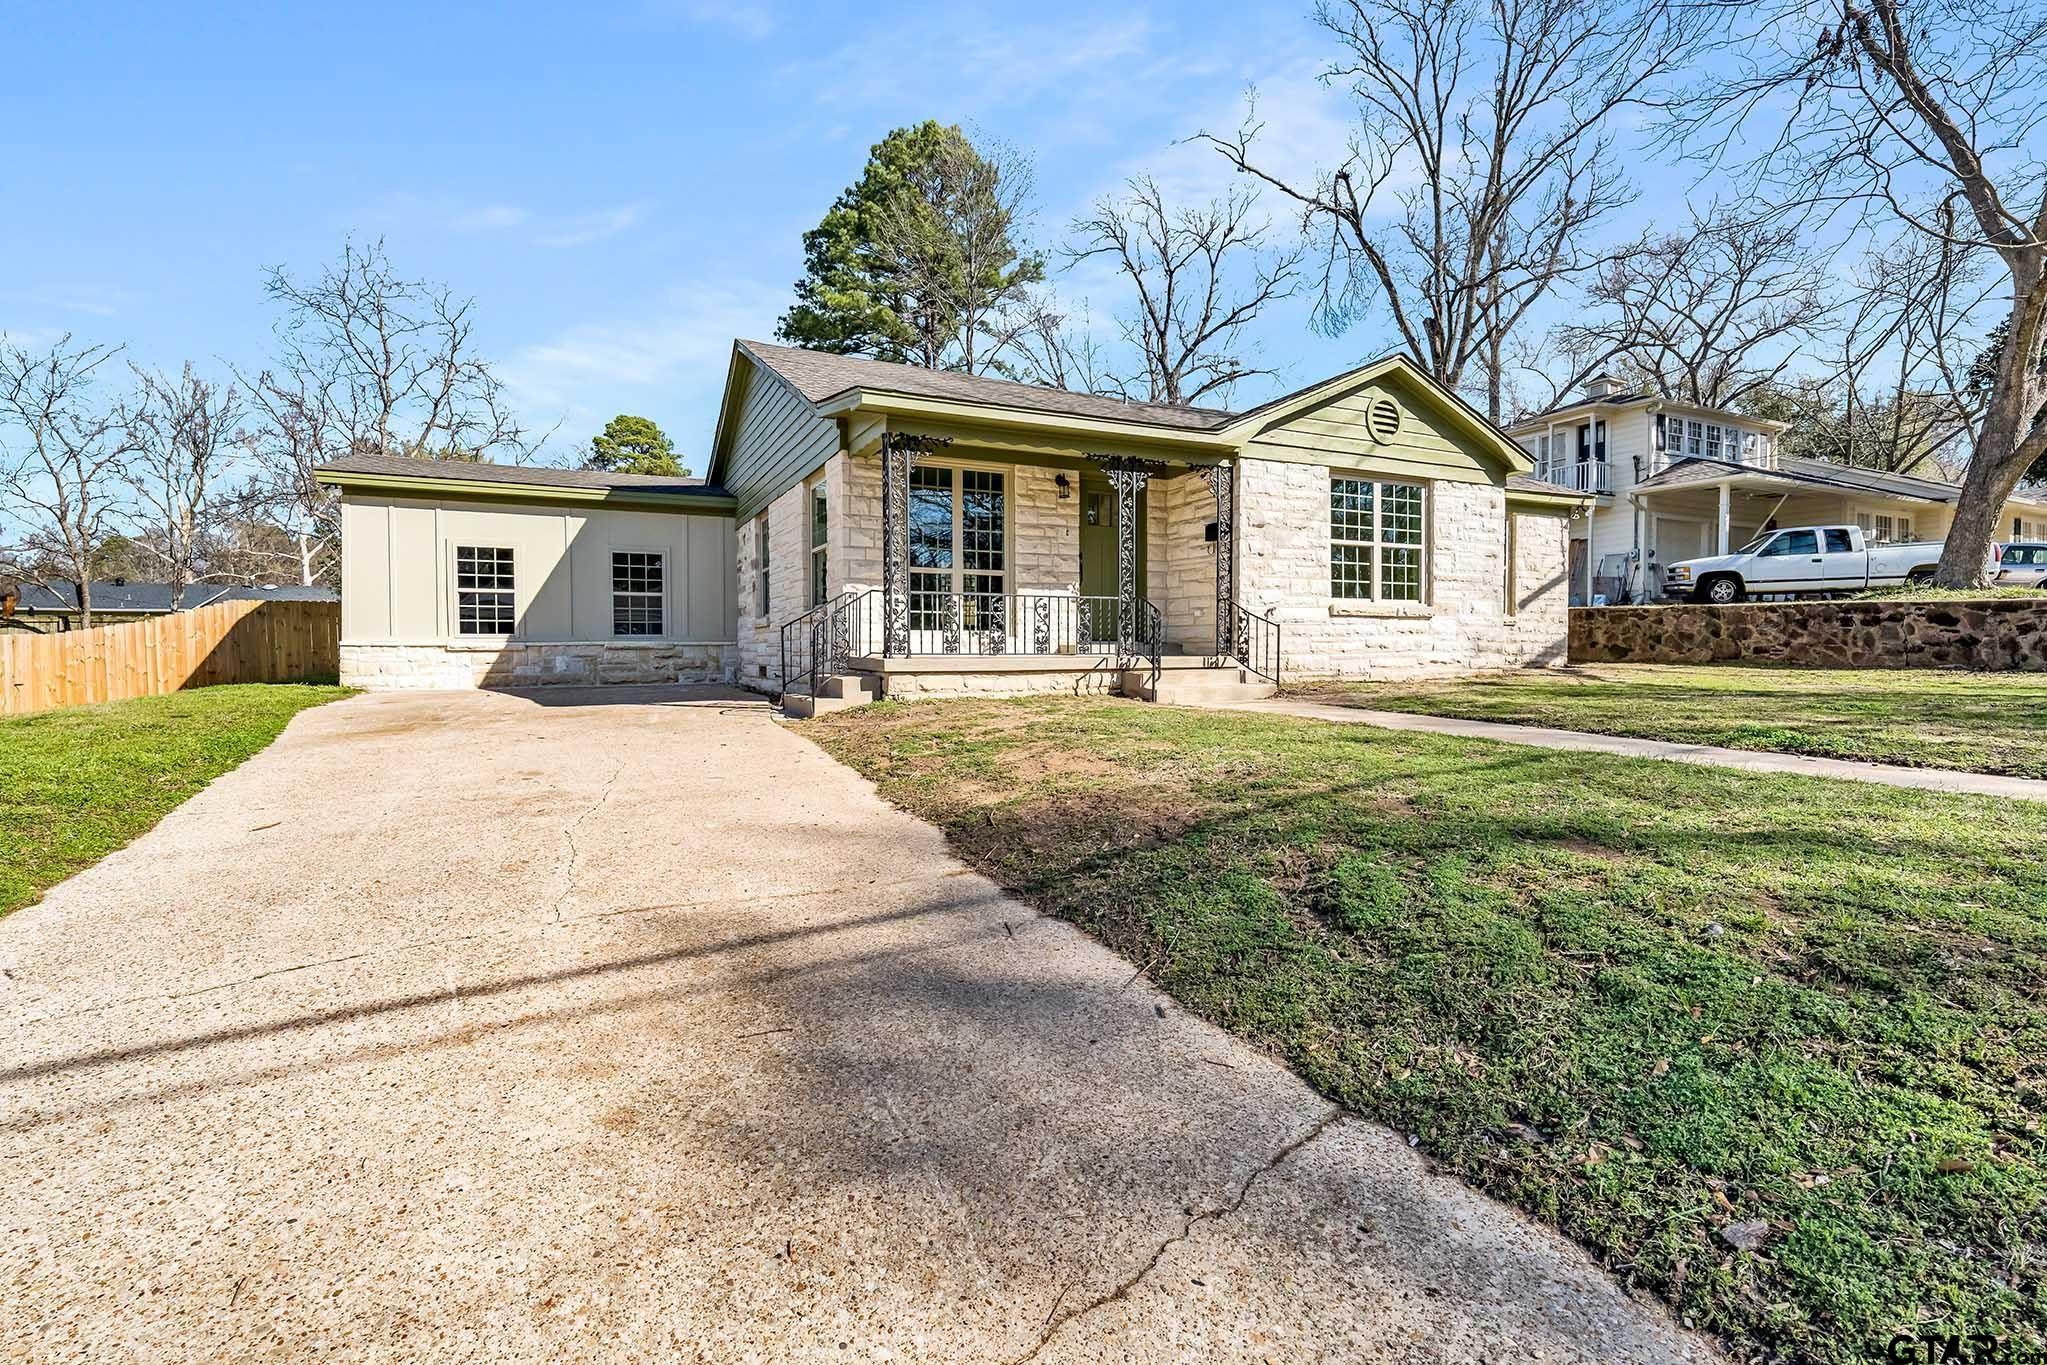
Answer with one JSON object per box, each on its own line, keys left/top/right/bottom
{"left": 611, "top": 551, "right": 664, "bottom": 636}
{"left": 455, "top": 545, "right": 515, "bottom": 635}
{"left": 1330, "top": 477, "right": 1426, "bottom": 602}
{"left": 907, "top": 465, "right": 1006, "bottom": 630}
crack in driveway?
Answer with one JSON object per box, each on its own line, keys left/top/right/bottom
{"left": 1011, "top": 1103, "right": 1347, "bottom": 1363}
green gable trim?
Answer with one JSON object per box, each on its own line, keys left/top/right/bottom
{"left": 316, "top": 469, "right": 737, "bottom": 516}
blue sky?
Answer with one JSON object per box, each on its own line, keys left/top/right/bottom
{"left": 4, "top": 0, "right": 1598, "bottom": 469}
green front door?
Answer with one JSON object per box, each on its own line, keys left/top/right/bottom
{"left": 1079, "top": 473, "right": 1146, "bottom": 600}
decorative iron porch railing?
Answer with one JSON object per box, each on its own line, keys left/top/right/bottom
{"left": 777, "top": 592, "right": 853, "bottom": 703}
{"left": 775, "top": 588, "right": 1170, "bottom": 696}
{"left": 1225, "top": 600, "right": 1282, "bottom": 685}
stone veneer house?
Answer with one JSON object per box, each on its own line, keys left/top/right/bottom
{"left": 318, "top": 340, "right": 1589, "bottom": 702}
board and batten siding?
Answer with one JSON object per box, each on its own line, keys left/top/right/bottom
{"left": 720, "top": 362, "right": 844, "bottom": 523}
{"left": 340, "top": 496, "right": 736, "bottom": 644}
{"left": 1242, "top": 373, "right": 1509, "bottom": 486}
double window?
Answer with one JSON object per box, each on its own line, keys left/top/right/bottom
{"left": 1330, "top": 478, "right": 1425, "bottom": 602}
{"left": 611, "top": 551, "right": 664, "bottom": 636}
{"left": 455, "top": 545, "right": 515, "bottom": 635}
{"left": 907, "top": 465, "right": 1006, "bottom": 629}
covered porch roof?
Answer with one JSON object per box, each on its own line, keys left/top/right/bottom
{"left": 1638, "top": 453, "right": 2047, "bottom": 513}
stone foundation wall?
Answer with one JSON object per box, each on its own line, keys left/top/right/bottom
{"left": 1238, "top": 456, "right": 1571, "bottom": 680}
{"left": 875, "top": 664, "right": 1121, "bottom": 699}
{"left": 341, "top": 641, "right": 734, "bottom": 690}
{"left": 1570, "top": 599, "right": 2047, "bottom": 670}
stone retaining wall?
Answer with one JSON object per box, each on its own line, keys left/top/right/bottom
{"left": 1569, "top": 599, "right": 2047, "bottom": 670}
{"left": 342, "top": 641, "right": 734, "bottom": 690}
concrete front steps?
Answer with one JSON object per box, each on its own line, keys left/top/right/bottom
{"left": 1119, "top": 659, "right": 1277, "bottom": 705}
{"left": 780, "top": 672, "right": 880, "bottom": 718}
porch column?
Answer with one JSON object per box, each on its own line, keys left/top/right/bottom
{"left": 1108, "top": 463, "right": 1151, "bottom": 655}
{"left": 1716, "top": 481, "right": 1732, "bottom": 555}
{"left": 879, "top": 431, "right": 950, "bottom": 657}
{"left": 1202, "top": 460, "right": 1237, "bottom": 661}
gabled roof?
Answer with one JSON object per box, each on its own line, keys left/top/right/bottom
{"left": 716, "top": 341, "right": 1535, "bottom": 479}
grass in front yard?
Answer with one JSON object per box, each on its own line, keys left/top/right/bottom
{"left": 805, "top": 697, "right": 2047, "bottom": 1363}
{"left": 1294, "top": 664, "right": 2047, "bottom": 778}
{"left": 1853, "top": 585, "right": 2044, "bottom": 602}
{"left": 0, "top": 684, "right": 349, "bottom": 918}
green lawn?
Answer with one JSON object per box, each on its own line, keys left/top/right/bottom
{"left": 804, "top": 697, "right": 2047, "bottom": 1364}
{"left": 1293, "top": 664, "right": 2047, "bottom": 778}
{"left": 0, "top": 684, "right": 349, "bottom": 918}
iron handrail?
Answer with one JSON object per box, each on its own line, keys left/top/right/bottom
{"left": 1224, "top": 600, "right": 1282, "bottom": 685}
{"left": 777, "top": 592, "right": 853, "bottom": 701}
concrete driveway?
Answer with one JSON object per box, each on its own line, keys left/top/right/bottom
{"left": 2, "top": 686, "right": 1718, "bottom": 1363}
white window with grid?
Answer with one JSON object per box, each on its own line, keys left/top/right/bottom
{"left": 906, "top": 464, "right": 1007, "bottom": 633}
{"left": 611, "top": 551, "right": 664, "bottom": 637}
{"left": 454, "top": 545, "right": 514, "bottom": 636}
{"left": 1330, "top": 477, "right": 1426, "bottom": 603}
{"left": 753, "top": 517, "right": 770, "bottom": 618}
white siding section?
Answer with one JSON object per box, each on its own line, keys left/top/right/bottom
{"left": 338, "top": 495, "right": 736, "bottom": 645}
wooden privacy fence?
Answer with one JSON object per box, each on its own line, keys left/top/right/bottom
{"left": 0, "top": 599, "right": 341, "bottom": 717}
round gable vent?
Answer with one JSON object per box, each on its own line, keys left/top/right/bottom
{"left": 1366, "top": 396, "right": 1402, "bottom": 443}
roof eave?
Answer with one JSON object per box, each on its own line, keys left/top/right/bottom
{"left": 315, "top": 468, "right": 737, "bottom": 513}
{"left": 812, "top": 389, "right": 1239, "bottom": 452}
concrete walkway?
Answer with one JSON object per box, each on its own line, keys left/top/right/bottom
{"left": 1, "top": 687, "right": 1718, "bottom": 1363}
{"left": 1206, "top": 697, "right": 2047, "bottom": 801}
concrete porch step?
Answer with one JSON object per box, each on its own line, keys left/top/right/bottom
{"left": 781, "top": 672, "right": 880, "bottom": 718}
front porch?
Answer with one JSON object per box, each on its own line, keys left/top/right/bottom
{"left": 775, "top": 432, "right": 1280, "bottom": 711}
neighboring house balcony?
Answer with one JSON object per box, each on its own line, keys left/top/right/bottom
{"left": 1535, "top": 459, "right": 1615, "bottom": 496}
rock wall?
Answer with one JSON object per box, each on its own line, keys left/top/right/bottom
{"left": 1569, "top": 599, "right": 2047, "bottom": 670}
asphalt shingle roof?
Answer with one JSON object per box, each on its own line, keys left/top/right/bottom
{"left": 316, "top": 452, "right": 730, "bottom": 498}
{"left": 6, "top": 582, "right": 339, "bottom": 613}
{"left": 1635, "top": 455, "right": 1975, "bottom": 503}
{"left": 739, "top": 340, "right": 1238, "bottom": 432}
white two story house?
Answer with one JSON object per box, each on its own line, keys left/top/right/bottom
{"left": 1505, "top": 375, "right": 2047, "bottom": 602}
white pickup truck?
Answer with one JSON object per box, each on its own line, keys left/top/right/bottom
{"left": 1664, "top": 525, "right": 1943, "bottom": 603}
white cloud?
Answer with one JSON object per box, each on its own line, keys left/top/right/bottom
{"left": 449, "top": 203, "right": 531, "bottom": 233}
{"left": 632, "top": 0, "right": 774, "bottom": 40}
{"left": 786, "top": 12, "right": 1156, "bottom": 114}
{"left": 500, "top": 282, "right": 788, "bottom": 459}
{"left": 536, "top": 204, "right": 646, "bottom": 249}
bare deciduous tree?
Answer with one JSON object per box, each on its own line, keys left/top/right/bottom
{"left": 1679, "top": 0, "right": 2047, "bottom": 585}
{"left": 123, "top": 364, "right": 244, "bottom": 601}
{"left": 1553, "top": 210, "right": 1830, "bottom": 409}
{"left": 1751, "top": 227, "right": 1987, "bottom": 475}
{"left": 1063, "top": 177, "right": 1304, "bottom": 407}
{"left": 236, "top": 239, "right": 540, "bottom": 585}
{"left": 996, "top": 292, "right": 1127, "bottom": 397}
{"left": 0, "top": 336, "right": 130, "bottom": 628}
{"left": 1200, "top": 0, "right": 1707, "bottom": 418}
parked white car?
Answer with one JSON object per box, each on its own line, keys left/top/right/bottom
{"left": 1664, "top": 525, "right": 1943, "bottom": 603}
{"left": 1994, "top": 542, "right": 2047, "bottom": 588}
